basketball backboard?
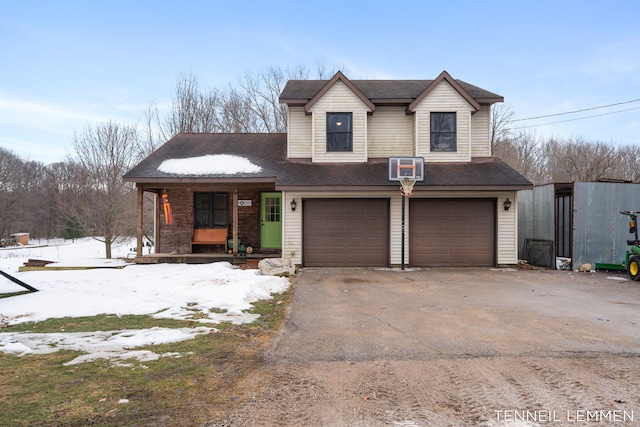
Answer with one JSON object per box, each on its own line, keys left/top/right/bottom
{"left": 388, "top": 157, "right": 425, "bottom": 181}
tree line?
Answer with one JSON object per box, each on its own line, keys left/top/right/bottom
{"left": 0, "top": 65, "right": 326, "bottom": 256}
{"left": 491, "top": 103, "right": 640, "bottom": 185}
{"left": 1, "top": 66, "right": 637, "bottom": 257}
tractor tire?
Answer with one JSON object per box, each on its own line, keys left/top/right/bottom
{"left": 627, "top": 255, "right": 640, "bottom": 281}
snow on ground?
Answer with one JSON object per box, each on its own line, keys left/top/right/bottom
{"left": 0, "top": 238, "right": 290, "bottom": 366}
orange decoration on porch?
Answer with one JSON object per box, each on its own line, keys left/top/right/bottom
{"left": 162, "top": 193, "right": 173, "bottom": 225}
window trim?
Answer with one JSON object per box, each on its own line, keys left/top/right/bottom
{"left": 193, "top": 192, "right": 229, "bottom": 229}
{"left": 430, "top": 112, "right": 457, "bottom": 152}
{"left": 326, "top": 112, "right": 353, "bottom": 152}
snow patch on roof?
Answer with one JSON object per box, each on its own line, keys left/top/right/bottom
{"left": 158, "top": 154, "right": 262, "bottom": 175}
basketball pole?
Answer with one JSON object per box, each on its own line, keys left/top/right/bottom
{"left": 401, "top": 192, "right": 406, "bottom": 270}
{"left": 390, "top": 157, "right": 423, "bottom": 271}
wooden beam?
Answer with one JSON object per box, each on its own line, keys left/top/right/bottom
{"left": 233, "top": 188, "right": 239, "bottom": 255}
{"left": 136, "top": 186, "right": 143, "bottom": 256}
{"left": 155, "top": 191, "right": 161, "bottom": 252}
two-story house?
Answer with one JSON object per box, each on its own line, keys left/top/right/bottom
{"left": 124, "top": 70, "right": 532, "bottom": 267}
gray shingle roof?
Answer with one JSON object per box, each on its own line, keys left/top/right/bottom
{"left": 124, "top": 133, "right": 532, "bottom": 190}
{"left": 280, "top": 79, "right": 503, "bottom": 104}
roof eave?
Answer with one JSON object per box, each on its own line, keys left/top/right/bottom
{"left": 276, "top": 184, "right": 533, "bottom": 191}
{"left": 279, "top": 98, "right": 307, "bottom": 105}
{"left": 407, "top": 70, "right": 482, "bottom": 112}
{"left": 476, "top": 97, "right": 504, "bottom": 105}
{"left": 125, "top": 176, "right": 277, "bottom": 185}
{"left": 304, "top": 71, "right": 375, "bottom": 112}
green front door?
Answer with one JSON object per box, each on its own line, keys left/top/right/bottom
{"left": 260, "top": 192, "right": 282, "bottom": 248}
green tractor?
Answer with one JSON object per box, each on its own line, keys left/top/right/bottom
{"left": 621, "top": 211, "right": 640, "bottom": 281}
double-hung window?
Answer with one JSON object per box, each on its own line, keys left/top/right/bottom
{"left": 326, "top": 112, "right": 353, "bottom": 152}
{"left": 430, "top": 112, "right": 457, "bottom": 152}
{"left": 194, "top": 192, "right": 228, "bottom": 228}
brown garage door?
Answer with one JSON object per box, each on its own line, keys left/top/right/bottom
{"left": 303, "top": 199, "right": 389, "bottom": 267}
{"left": 409, "top": 199, "right": 495, "bottom": 267}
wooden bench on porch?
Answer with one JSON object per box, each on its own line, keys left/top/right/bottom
{"left": 192, "top": 227, "right": 228, "bottom": 251}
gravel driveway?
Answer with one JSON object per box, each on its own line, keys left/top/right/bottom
{"left": 211, "top": 268, "right": 640, "bottom": 426}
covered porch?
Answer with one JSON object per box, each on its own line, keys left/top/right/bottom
{"left": 132, "top": 182, "right": 283, "bottom": 263}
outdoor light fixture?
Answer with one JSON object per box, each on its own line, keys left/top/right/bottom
{"left": 503, "top": 198, "right": 512, "bottom": 211}
{"left": 290, "top": 199, "right": 297, "bottom": 212}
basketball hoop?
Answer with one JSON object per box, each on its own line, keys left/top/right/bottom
{"left": 399, "top": 177, "right": 416, "bottom": 196}
{"left": 388, "top": 156, "right": 425, "bottom": 270}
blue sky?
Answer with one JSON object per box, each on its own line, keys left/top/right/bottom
{"left": 1, "top": 0, "right": 639, "bottom": 164}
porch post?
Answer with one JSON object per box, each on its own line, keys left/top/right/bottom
{"left": 155, "top": 191, "right": 161, "bottom": 252}
{"left": 232, "top": 188, "right": 239, "bottom": 255}
{"left": 136, "top": 186, "right": 143, "bottom": 256}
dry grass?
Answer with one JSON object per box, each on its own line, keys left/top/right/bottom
{"left": 0, "top": 290, "right": 292, "bottom": 426}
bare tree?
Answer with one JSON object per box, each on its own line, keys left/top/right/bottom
{"left": 238, "top": 65, "right": 309, "bottom": 132}
{"left": 493, "top": 129, "right": 546, "bottom": 184}
{"left": 490, "top": 103, "right": 515, "bottom": 151}
{"left": 145, "top": 65, "right": 316, "bottom": 148}
{"left": 616, "top": 144, "right": 640, "bottom": 183}
{"left": 141, "top": 100, "right": 164, "bottom": 156}
{"left": 45, "top": 161, "right": 94, "bottom": 239}
{"left": 14, "top": 160, "right": 49, "bottom": 238}
{"left": 69, "top": 121, "right": 143, "bottom": 258}
{"left": 543, "top": 137, "right": 620, "bottom": 183}
{"left": 0, "top": 147, "right": 27, "bottom": 240}
{"left": 165, "top": 72, "right": 223, "bottom": 135}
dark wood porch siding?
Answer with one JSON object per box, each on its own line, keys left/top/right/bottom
{"left": 156, "top": 186, "right": 274, "bottom": 254}
{"left": 157, "top": 188, "right": 193, "bottom": 254}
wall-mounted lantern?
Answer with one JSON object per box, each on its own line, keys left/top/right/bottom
{"left": 290, "top": 199, "right": 297, "bottom": 212}
{"left": 503, "top": 198, "right": 512, "bottom": 211}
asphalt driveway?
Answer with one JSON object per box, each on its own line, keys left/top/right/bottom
{"left": 269, "top": 267, "right": 640, "bottom": 361}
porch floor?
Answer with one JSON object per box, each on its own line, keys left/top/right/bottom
{"left": 133, "top": 252, "right": 282, "bottom": 265}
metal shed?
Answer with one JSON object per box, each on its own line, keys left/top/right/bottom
{"left": 518, "top": 182, "right": 640, "bottom": 270}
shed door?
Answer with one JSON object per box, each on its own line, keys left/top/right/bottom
{"left": 303, "top": 199, "right": 389, "bottom": 267}
{"left": 410, "top": 199, "right": 495, "bottom": 267}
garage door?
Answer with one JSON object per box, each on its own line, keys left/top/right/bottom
{"left": 303, "top": 199, "right": 389, "bottom": 267}
{"left": 409, "top": 199, "right": 495, "bottom": 267}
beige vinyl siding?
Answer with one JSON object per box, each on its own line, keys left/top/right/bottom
{"left": 496, "top": 194, "right": 518, "bottom": 265}
{"left": 411, "top": 114, "right": 421, "bottom": 156}
{"left": 282, "top": 192, "right": 303, "bottom": 263}
{"left": 287, "top": 106, "right": 312, "bottom": 158}
{"left": 367, "top": 106, "right": 414, "bottom": 157}
{"left": 413, "top": 81, "right": 475, "bottom": 162}
{"left": 390, "top": 195, "right": 404, "bottom": 265}
{"left": 282, "top": 190, "right": 518, "bottom": 266}
{"left": 471, "top": 106, "right": 491, "bottom": 157}
{"left": 308, "top": 80, "right": 371, "bottom": 162}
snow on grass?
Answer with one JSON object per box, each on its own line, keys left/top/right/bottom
{"left": 0, "top": 238, "right": 290, "bottom": 365}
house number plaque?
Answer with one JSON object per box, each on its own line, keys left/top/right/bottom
{"left": 237, "top": 200, "right": 253, "bottom": 207}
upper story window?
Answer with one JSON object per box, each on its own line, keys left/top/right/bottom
{"left": 430, "top": 112, "right": 457, "bottom": 152}
{"left": 326, "top": 112, "right": 352, "bottom": 152}
{"left": 194, "top": 192, "right": 228, "bottom": 228}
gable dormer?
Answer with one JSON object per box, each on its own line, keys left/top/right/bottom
{"left": 408, "top": 71, "right": 480, "bottom": 162}
{"left": 280, "top": 71, "right": 503, "bottom": 163}
{"left": 304, "top": 72, "right": 374, "bottom": 163}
